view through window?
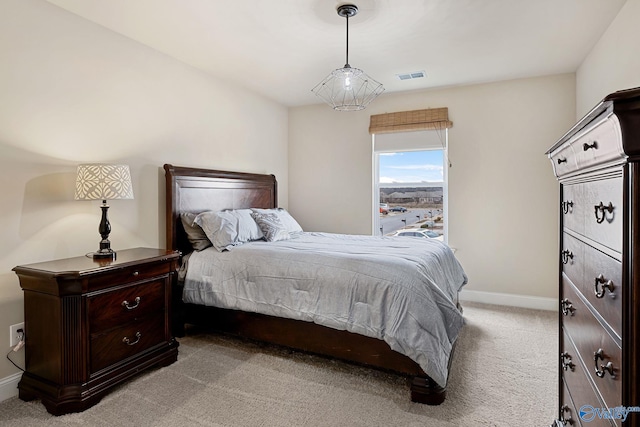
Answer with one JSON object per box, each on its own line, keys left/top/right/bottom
{"left": 378, "top": 149, "right": 445, "bottom": 240}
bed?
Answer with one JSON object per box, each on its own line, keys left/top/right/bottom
{"left": 164, "top": 164, "right": 467, "bottom": 404}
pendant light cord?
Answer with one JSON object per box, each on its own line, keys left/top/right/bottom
{"left": 345, "top": 14, "right": 350, "bottom": 67}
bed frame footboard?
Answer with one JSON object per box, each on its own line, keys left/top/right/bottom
{"left": 175, "top": 299, "right": 457, "bottom": 405}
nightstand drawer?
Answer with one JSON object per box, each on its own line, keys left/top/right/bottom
{"left": 90, "top": 313, "right": 166, "bottom": 374}
{"left": 88, "top": 262, "right": 173, "bottom": 291}
{"left": 88, "top": 280, "right": 167, "bottom": 333}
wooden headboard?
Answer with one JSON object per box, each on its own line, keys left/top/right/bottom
{"left": 163, "top": 164, "right": 277, "bottom": 254}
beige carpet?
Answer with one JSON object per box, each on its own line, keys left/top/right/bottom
{"left": 0, "top": 302, "right": 557, "bottom": 426}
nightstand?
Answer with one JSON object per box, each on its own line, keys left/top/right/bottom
{"left": 13, "top": 247, "right": 180, "bottom": 415}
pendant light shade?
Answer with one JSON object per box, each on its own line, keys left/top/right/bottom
{"left": 312, "top": 4, "right": 384, "bottom": 111}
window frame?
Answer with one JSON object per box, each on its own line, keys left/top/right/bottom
{"left": 372, "top": 129, "right": 449, "bottom": 242}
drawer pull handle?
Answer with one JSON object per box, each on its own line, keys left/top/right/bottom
{"left": 132, "top": 271, "right": 139, "bottom": 276}
{"left": 583, "top": 141, "right": 598, "bottom": 151}
{"left": 561, "top": 298, "right": 575, "bottom": 316}
{"left": 561, "top": 250, "right": 573, "bottom": 264}
{"left": 557, "top": 157, "right": 567, "bottom": 164}
{"left": 560, "top": 404, "right": 574, "bottom": 425}
{"left": 594, "top": 274, "right": 615, "bottom": 298}
{"left": 123, "top": 332, "right": 142, "bottom": 346}
{"left": 594, "top": 201, "right": 614, "bottom": 224}
{"left": 561, "top": 201, "right": 573, "bottom": 214}
{"left": 560, "top": 352, "right": 575, "bottom": 372}
{"left": 121, "top": 297, "right": 141, "bottom": 310}
{"left": 594, "top": 348, "right": 615, "bottom": 378}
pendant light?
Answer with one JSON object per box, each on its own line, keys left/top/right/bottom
{"left": 312, "top": 4, "right": 384, "bottom": 111}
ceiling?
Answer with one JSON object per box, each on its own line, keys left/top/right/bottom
{"left": 46, "top": 0, "right": 626, "bottom": 107}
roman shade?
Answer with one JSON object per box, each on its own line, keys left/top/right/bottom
{"left": 369, "top": 107, "right": 453, "bottom": 134}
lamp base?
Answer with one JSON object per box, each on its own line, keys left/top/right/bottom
{"left": 92, "top": 249, "right": 116, "bottom": 260}
{"left": 94, "top": 201, "right": 116, "bottom": 261}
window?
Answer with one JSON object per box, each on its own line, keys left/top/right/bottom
{"left": 373, "top": 130, "right": 449, "bottom": 242}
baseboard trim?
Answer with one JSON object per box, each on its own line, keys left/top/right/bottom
{"left": 0, "top": 372, "right": 21, "bottom": 403}
{"left": 459, "top": 289, "right": 556, "bottom": 311}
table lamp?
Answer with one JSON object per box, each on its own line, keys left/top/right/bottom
{"left": 74, "top": 164, "right": 134, "bottom": 260}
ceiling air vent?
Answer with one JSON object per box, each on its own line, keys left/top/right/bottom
{"left": 396, "top": 71, "right": 426, "bottom": 81}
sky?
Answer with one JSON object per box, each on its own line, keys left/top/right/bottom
{"left": 379, "top": 150, "right": 444, "bottom": 184}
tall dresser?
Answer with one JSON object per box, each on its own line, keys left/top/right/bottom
{"left": 547, "top": 87, "right": 640, "bottom": 426}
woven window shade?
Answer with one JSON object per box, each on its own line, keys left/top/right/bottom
{"left": 369, "top": 107, "right": 452, "bottom": 134}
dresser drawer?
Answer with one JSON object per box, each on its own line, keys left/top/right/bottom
{"left": 582, "top": 245, "right": 622, "bottom": 339}
{"left": 574, "top": 115, "right": 624, "bottom": 172}
{"left": 88, "top": 280, "right": 167, "bottom": 333}
{"left": 560, "top": 381, "right": 583, "bottom": 427}
{"left": 582, "top": 177, "right": 623, "bottom": 252}
{"left": 562, "top": 177, "right": 623, "bottom": 252}
{"left": 550, "top": 141, "right": 579, "bottom": 179}
{"left": 87, "top": 262, "right": 173, "bottom": 292}
{"left": 562, "top": 183, "right": 580, "bottom": 234}
{"left": 562, "top": 331, "right": 616, "bottom": 427}
{"left": 550, "top": 115, "right": 623, "bottom": 179}
{"left": 90, "top": 312, "right": 166, "bottom": 374}
{"left": 561, "top": 232, "right": 584, "bottom": 288}
{"left": 562, "top": 278, "right": 622, "bottom": 410}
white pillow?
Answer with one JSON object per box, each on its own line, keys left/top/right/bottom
{"left": 251, "top": 212, "right": 290, "bottom": 242}
{"left": 227, "top": 209, "right": 264, "bottom": 241}
{"left": 250, "top": 208, "right": 303, "bottom": 234}
{"left": 194, "top": 209, "right": 263, "bottom": 252}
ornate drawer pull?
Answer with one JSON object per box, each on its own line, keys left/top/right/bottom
{"left": 561, "top": 352, "right": 575, "bottom": 372}
{"left": 560, "top": 404, "right": 574, "bottom": 425}
{"left": 561, "top": 250, "right": 573, "bottom": 264}
{"left": 583, "top": 141, "right": 598, "bottom": 151}
{"left": 123, "top": 331, "right": 142, "bottom": 346}
{"left": 594, "top": 348, "right": 615, "bottom": 378}
{"left": 562, "top": 201, "right": 574, "bottom": 214}
{"left": 594, "top": 274, "right": 615, "bottom": 298}
{"left": 557, "top": 157, "right": 567, "bottom": 164}
{"left": 561, "top": 298, "right": 575, "bottom": 316}
{"left": 121, "top": 296, "right": 141, "bottom": 310}
{"left": 594, "top": 202, "right": 614, "bottom": 223}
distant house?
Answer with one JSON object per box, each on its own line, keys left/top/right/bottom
{"left": 380, "top": 187, "right": 443, "bottom": 206}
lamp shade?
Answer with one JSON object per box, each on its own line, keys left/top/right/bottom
{"left": 312, "top": 66, "right": 384, "bottom": 111}
{"left": 74, "top": 164, "right": 134, "bottom": 201}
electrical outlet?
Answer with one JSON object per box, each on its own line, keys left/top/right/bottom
{"left": 9, "top": 322, "right": 24, "bottom": 347}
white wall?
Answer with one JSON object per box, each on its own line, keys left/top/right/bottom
{"left": 0, "top": 0, "right": 288, "bottom": 381}
{"left": 290, "top": 74, "right": 576, "bottom": 302}
{"left": 577, "top": 0, "right": 640, "bottom": 117}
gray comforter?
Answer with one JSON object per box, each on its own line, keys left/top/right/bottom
{"left": 182, "top": 232, "right": 468, "bottom": 387}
